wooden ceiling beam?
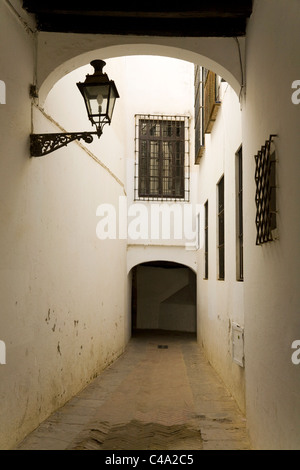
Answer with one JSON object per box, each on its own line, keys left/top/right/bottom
{"left": 22, "top": 1, "right": 253, "bottom": 37}
{"left": 33, "top": 14, "right": 249, "bottom": 37}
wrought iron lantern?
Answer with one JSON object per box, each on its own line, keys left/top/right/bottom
{"left": 30, "top": 60, "right": 119, "bottom": 157}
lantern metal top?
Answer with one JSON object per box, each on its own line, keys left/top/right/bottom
{"left": 90, "top": 60, "right": 107, "bottom": 74}
{"left": 83, "top": 60, "right": 108, "bottom": 83}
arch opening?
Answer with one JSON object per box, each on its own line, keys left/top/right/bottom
{"left": 131, "top": 261, "right": 197, "bottom": 337}
{"left": 38, "top": 40, "right": 243, "bottom": 104}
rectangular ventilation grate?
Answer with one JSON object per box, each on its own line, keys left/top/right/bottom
{"left": 157, "top": 345, "right": 168, "bottom": 349}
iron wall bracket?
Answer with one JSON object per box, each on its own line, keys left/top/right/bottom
{"left": 30, "top": 130, "right": 101, "bottom": 157}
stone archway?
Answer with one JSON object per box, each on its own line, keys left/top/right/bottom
{"left": 36, "top": 37, "right": 244, "bottom": 104}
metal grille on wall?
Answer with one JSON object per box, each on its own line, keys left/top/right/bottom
{"left": 134, "top": 114, "right": 190, "bottom": 201}
{"left": 254, "top": 134, "right": 277, "bottom": 245}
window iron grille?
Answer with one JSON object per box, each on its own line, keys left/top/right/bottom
{"left": 134, "top": 114, "right": 190, "bottom": 202}
{"left": 254, "top": 134, "right": 278, "bottom": 245}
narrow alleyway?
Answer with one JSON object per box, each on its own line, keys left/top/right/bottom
{"left": 16, "top": 331, "right": 251, "bottom": 450}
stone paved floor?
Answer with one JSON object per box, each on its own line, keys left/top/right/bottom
{"left": 16, "top": 331, "right": 251, "bottom": 450}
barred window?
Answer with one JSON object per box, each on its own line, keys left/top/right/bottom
{"left": 204, "top": 200, "right": 208, "bottom": 279}
{"left": 135, "top": 115, "right": 190, "bottom": 201}
{"left": 236, "top": 146, "right": 244, "bottom": 281}
{"left": 217, "top": 176, "right": 225, "bottom": 280}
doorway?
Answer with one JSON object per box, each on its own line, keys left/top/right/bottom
{"left": 131, "top": 261, "right": 196, "bottom": 335}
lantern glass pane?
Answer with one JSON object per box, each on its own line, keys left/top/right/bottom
{"left": 107, "top": 86, "right": 118, "bottom": 121}
{"left": 84, "top": 84, "right": 110, "bottom": 118}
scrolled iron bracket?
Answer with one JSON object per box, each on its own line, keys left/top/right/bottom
{"left": 30, "top": 130, "right": 101, "bottom": 157}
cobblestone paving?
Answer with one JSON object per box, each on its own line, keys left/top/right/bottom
{"left": 16, "top": 331, "right": 251, "bottom": 450}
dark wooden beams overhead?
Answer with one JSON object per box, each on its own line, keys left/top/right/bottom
{"left": 22, "top": 2, "right": 253, "bottom": 37}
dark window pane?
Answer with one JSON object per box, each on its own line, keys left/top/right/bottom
{"left": 236, "top": 147, "right": 243, "bottom": 281}
{"left": 219, "top": 245, "right": 225, "bottom": 280}
{"left": 204, "top": 201, "right": 208, "bottom": 279}
{"left": 218, "top": 177, "right": 224, "bottom": 212}
{"left": 218, "top": 213, "right": 224, "bottom": 245}
{"left": 141, "top": 122, "right": 147, "bottom": 135}
{"left": 218, "top": 177, "right": 225, "bottom": 280}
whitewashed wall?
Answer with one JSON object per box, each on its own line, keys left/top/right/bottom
{"left": 124, "top": 55, "right": 197, "bottom": 245}
{"left": 119, "top": 56, "right": 198, "bottom": 274}
{"left": 196, "top": 82, "right": 245, "bottom": 410}
{"left": 242, "top": 0, "right": 300, "bottom": 450}
{"left": 0, "top": 2, "right": 128, "bottom": 449}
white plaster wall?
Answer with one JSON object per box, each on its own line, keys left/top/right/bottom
{"left": 127, "top": 244, "right": 197, "bottom": 275}
{"left": 0, "top": 2, "right": 128, "bottom": 449}
{"left": 117, "top": 56, "right": 199, "bottom": 282}
{"left": 196, "top": 82, "right": 245, "bottom": 411}
{"left": 123, "top": 55, "right": 198, "bottom": 249}
{"left": 242, "top": 0, "right": 300, "bottom": 450}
